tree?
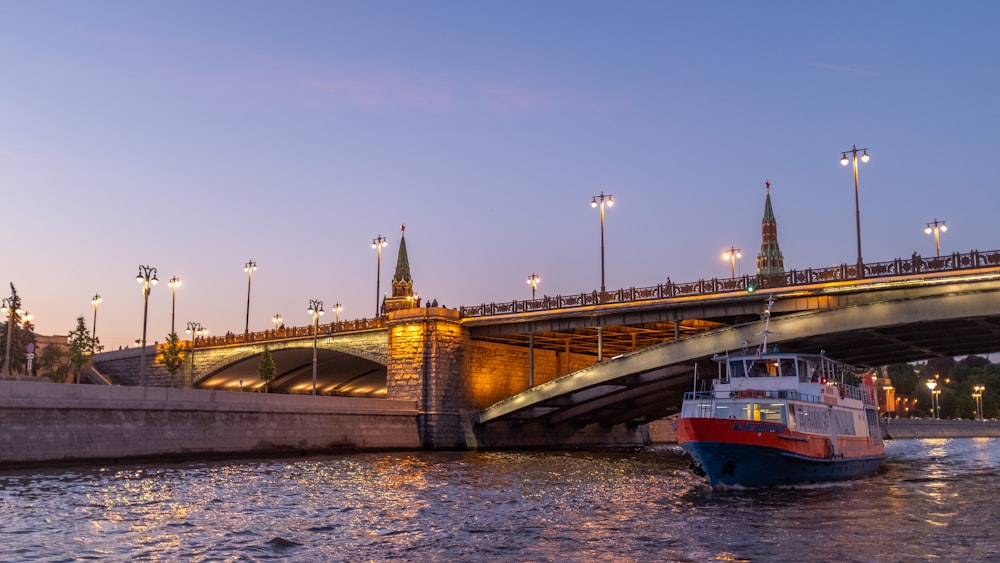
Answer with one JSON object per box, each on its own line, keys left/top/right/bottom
{"left": 1, "top": 283, "right": 36, "bottom": 375}
{"left": 258, "top": 347, "right": 276, "bottom": 393}
{"left": 160, "top": 332, "right": 186, "bottom": 376}
{"left": 66, "top": 316, "right": 99, "bottom": 383}
{"left": 37, "top": 344, "right": 72, "bottom": 382}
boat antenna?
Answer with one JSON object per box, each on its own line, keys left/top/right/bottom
{"left": 756, "top": 294, "right": 776, "bottom": 354}
{"left": 692, "top": 363, "right": 699, "bottom": 395}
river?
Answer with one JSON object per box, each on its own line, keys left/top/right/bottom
{"left": 1, "top": 438, "right": 997, "bottom": 562}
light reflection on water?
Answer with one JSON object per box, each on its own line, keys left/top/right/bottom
{"left": 1, "top": 440, "right": 999, "bottom": 561}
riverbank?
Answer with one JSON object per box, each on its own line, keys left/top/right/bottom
{"left": 882, "top": 418, "right": 1000, "bottom": 439}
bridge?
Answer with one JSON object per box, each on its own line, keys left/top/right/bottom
{"left": 93, "top": 248, "right": 1000, "bottom": 449}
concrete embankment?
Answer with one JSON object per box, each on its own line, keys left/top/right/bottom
{"left": 882, "top": 418, "right": 1000, "bottom": 439}
{"left": 0, "top": 381, "right": 421, "bottom": 467}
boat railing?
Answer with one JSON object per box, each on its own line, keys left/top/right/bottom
{"left": 684, "top": 390, "right": 823, "bottom": 404}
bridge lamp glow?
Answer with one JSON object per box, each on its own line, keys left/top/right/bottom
{"left": 527, "top": 273, "right": 540, "bottom": 300}
{"left": 243, "top": 260, "right": 257, "bottom": 334}
{"left": 924, "top": 219, "right": 948, "bottom": 257}
{"left": 272, "top": 314, "right": 282, "bottom": 331}
{"left": 722, "top": 247, "right": 742, "bottom": 279}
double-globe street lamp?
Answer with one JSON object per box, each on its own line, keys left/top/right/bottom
{"left": 91, "top": 294, "right": 101, "bottom": 354}
{"left": 840, "top": 145, "right": 870, "bottom": 271}
{"left": 925, "top": 219, "right": 948, "bottom": 258}
{"left": 973, "top": 384, "right": 986, "bottom": 421}
{"left": 244, "top": 260, "right": 257, "bottom": 334}
{"left": 185, "top": 321, "right": 206, "bottom": 388}
{"left": 136, "top": 265, "right": 159, "bottom": 387}
{"left": 372, "top": 235, "right": 388, "bottom": 317}
{"left": 591, "top": 192, "right": 614, "bottom": 363}
{"left": 307, "top": 299, "right": 325, "bottom": 396}
{"left": 526, "top": 273, "right": 541, "bottom": 388}
{"left": 722, "top": 247, "right": 742, "bottom": 279}
{"left": 272, "top": 314, "right": 282, "bottom": 332}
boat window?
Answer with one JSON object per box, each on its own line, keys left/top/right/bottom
{"left": 736, "top": 403, "right": 787, "bottom": 424}
{"left": 779, "top": 359, "right": 796, "bottom": 378}
{"left": 797, "top": 359, "right": 810, "bottom": 382}
{"left": 728, "top": 360, "right": 748, "bottom": 378}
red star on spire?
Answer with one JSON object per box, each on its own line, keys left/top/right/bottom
{"left": 401, "top": 223, "right": 406, "bottom": 233}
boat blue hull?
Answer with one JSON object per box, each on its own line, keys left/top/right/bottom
{"left": 682, "top": 441, "right": 884, "bottom": 489}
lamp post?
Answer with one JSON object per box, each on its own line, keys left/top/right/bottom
{"left": 840, "top": 145, "right": 870, "bottom": 271}
{"left": 185, "top": 321, "right": 206, "bottom": 388}
{"left": 924, "top": 219, "right": 948, "bottom": 257}
{"left": 308, "top": 299, "right": 324, "bottom": 395}
{"left": 168, "top": 276, "right": 181, "bottom": 335}
{"left": 272, "top": 314, "right": 282, "bottom": 332}
{"left": 591, "top": 192, "right": 613, "bottom": 363}
{"left": 136, "top": 265, "right": 159, "bottom": 387}
{"left": 332, "top": 302, "right": 342, "bottom": 324}
{"left": 372, "top": 235, "right": 388, "bottom": 317}
{"left": 973, "top": 384, "right": 986, "bottom": 421}
{"left": 91, "top": 294, "right": 101, "bottom": 354}
{"left": 926, "top": 380, "right": 939, "bottom": 419}
{"left": 243, "top": 260, "right": 257, "bottom": 334}
{"left": 526, "top": 273, "right": 541, "bottom": 388}
{"left": 1, "top": 298, "right": 22, "bottom": 377}
{"left": 722, "top": 247, "right": 742, "bottom": 279}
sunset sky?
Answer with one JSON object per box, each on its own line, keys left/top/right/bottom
{"left": 2, "top": 2, "right": 998, "bottom": 350}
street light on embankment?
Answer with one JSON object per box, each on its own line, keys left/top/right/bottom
{"left": 308, "top": 299, "right": 324, "bottom": 396}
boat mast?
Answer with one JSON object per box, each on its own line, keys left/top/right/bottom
{"left": 758, "top": 294, "right": 775, "bottom": 354}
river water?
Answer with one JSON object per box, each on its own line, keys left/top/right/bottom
{"left": 1, "top": 438, "right": 997, "bottom": 562}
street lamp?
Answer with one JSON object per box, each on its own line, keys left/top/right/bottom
{"left": 185, "top": 321, "right": 206, "bottom": 388}
{"left": 168, "top": 276, "right": 181, "bottom": 335}
{"left": 973, "top": 384, "right": 986, "bottom": 421}
{"left": 372, "top": 235, "right": 388, "bottom": 317}
{"left": 926, "top": 380, "right": 939, "bottom": 419}
{"left": 527, "top": 273, "right": 540, "bottom": 300}
{"left": 924, "top": 219, "right": 948, "bottom": 257}
{"left": 526, "top": 273, "right": 541, "bottom": 389}
{"left": 590, "top": 192, "right": 614, "bottom": 293}
{"left": 307, "top": 299, "right": 324, "bottom": 396}
{"left": 272, "top": 314, "right": 282, "bottom": 332}
{"left": 332, "top": 302, "right": 343, "bottom": 324}
{"left": 722, "top": 247, "right": 742, "bottom": 279}
{"left": 1, "top": 298, "right": 23, "bottom": 377}
{"left": 591, "top": 192, "right": 614, "bottom": 364}
{"left": 136, "top": 265, "right": 159, "bottom": 387}
{"left": 840, "top": 145, "right": 870, "bottom": 271}
{"left": 243, "top": 260, "right": 257, "bottom": 334}
{"left": 91, "top": 294, "right": 101, "bottom": 354}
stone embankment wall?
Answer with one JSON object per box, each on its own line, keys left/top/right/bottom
{"left": 0, "top": 381, "right": 420, "bottom": 467}
{"left": 882, "top": 418, "right": 1000, "bottom": 439}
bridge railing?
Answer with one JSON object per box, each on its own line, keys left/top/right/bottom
{"left": 195, "top": 317, "right": 386, "bottom": 348}
{"left": 460, "top": 249, "right": 1000, "bottom": 318}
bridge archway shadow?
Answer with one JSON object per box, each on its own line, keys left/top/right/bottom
{"left": 196, "top": 345, "right": 387, "bottom": 396}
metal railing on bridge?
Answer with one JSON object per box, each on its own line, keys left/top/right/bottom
{"left": 196, "top": 317, "right": 386, "bottom": 348}
{"left": 460, "top": 248, "right": 1000, "bottom": 318}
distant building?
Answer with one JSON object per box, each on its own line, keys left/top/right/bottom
{"left": 382, "top": 224, "right": 422, "bottom": 314}
{"left": 756, "top": 180, "right": 785, "bottom": 276}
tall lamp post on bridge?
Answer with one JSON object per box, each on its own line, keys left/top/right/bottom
{"left": 925, "top": 219, "right": 948, "bottom": 257}
{"left": 91, "top": 294, "right": 101, "bottom": 354}
{"left": 168, "top": 276, "right": 181, "bottom": 335}
{"left": 372, "top": 235, "right": 388, "bottom": 317}
{"left": 185, "top": 321, "right": 206, "bottom": 388}
{"left": 1, "top": 298, "right": 24, "bottom": 376}
{"left": 332, "top": 302, "right": 342, "bottom": 325}
{"left": 243, "top": 260, "right": 257, "bottom": 334}
{"left": 308, "top": 299, "right": 324, "bottom": 396}
{"left": 527, "top": 273, "right": 541, "bottom": 388}
{"left": 272, "top": 314, "right": 282, "bottom": 332}
{"left": 840, "top": 145, "right": 870, "bottom": 271}
{"left": 722, "top": 247, "right": 742, "bottom": 279}
{"left": 973, "top": 384, "right": 985, "bottom": 421}
{"left": 591, "top": 192, "right": 613, "bottom": 363}
{"left": 136, "top": 265, "right": 159, "bottom": 387}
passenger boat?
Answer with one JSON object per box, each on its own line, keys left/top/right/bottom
{"left": 674, "top": 301, "right": 885, "bottom": 489}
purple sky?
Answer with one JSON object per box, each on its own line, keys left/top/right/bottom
{"left": 2, "top": 1, "right": 998, "bottom": 349}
